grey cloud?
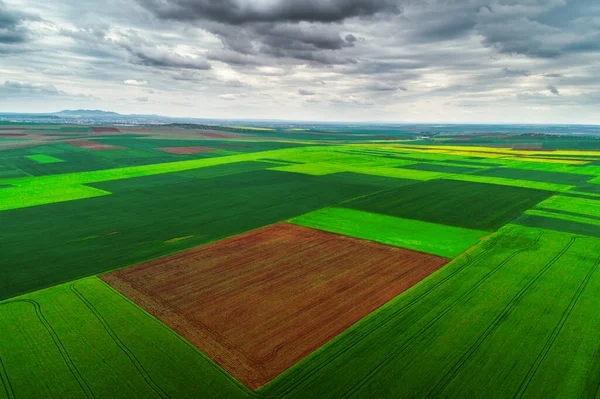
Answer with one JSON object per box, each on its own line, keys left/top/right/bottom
{"left": 476, "top": 1, "right": 600, "bottom": 58}
{"left": 207, "top": 49, "right": 261, "bottom": 66}
{"left": 207, "top": 22, "right": 359, "bottom": 65}
{"left": 1, "top": 80, "right": 60, "bottom": 95}
{"left": 0, "top": 0, "right": 38, "bottom": 45}
{"left": 139, "top": 0, "right": 401, "bottom": 24}
{"left": 126, "top": 45, "right": 211, "bottom": 70}
{"left": 547, "top": 84, "right": 560, "bottom": 95}
{"left": 0, "top": 80, "right": 95, "bottom": 99}
{"left": 62, "top": 27, "right": 211, "bottom": 70}
{"left": 503, "top": 67, "right": 530, "bottom": 77}
{"left": 544, "top": 73, "right": 564, "bottom": 78}
{"left": 345, "top": 34, "right": 357, "bottom": 43}
{"left": 363, "top": 82, "right": 407, "bottom": 91}
{"left": 298, "top": 88, "right": 315, "bottom": 95}
{"left": 405, "top": 7, "right": 477, "bottom": 43}
{"left": 138, "top": 0, "right": 381, "bottom": 66}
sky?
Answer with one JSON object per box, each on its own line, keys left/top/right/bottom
{"left": 1, "top": 0, "right": 599, "bottom": 123}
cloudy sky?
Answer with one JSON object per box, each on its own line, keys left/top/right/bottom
{"left": 1, "top": 0, "right": 599, "bottom": 123}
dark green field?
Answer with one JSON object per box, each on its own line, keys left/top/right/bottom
{"left": 341, "top": 179, "right": 553, "bottom": 230}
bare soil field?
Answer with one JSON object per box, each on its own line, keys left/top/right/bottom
{"left": 101, "top": 223, "right": 448, "bottom": 389}
{"left": 64, "top": 140, "right": 124, "bottom": 150}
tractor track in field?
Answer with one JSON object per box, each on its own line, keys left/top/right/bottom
{"left": 513, "top": 251, "right": 600, "bottom": 399}
{"left": 97, "top": 280, "right": 264, "bottom": 398}
{"left": 70, "top": 283, "right": 171, "bottom": 399}
{"left": 0, "top": 299, "right": 95, "bottom": 398}
{"left": 0, "top": 356, "right": 14, "bottom": 399}
{"left": 425, "top": 236, "right": 577, "bottom": 398}
{"left": 340, "top": 230, "right": 544, "bottom": 399}
{"left": 271, "top": 228, "right": 510, "bottom": 398}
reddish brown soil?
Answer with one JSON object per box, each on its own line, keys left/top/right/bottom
{"left": 64, "top": 140, "right": 123, "bottom": 150}
{"left": 91, "top": 127, "right": 121, "bottom": 133}
{"left": 101, "top": 223, "right": 448, "bottom": 390}
{"left": 156, "top": 146, "right": 218, "bottom": 154}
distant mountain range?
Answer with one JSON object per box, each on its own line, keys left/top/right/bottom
{"left": 52, "top": 109, "right": 123, "bottom": 117}
{"left": 0, "top": 109, "right": 193, "bottom": 124}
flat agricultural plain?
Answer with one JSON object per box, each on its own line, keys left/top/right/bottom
{"left": 101, "top": 222, "right": 447, "bottom": 389}
{"left": 3, "top": 124, "right": 600, "bottom": 398}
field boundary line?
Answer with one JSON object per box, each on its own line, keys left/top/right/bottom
{"left": 513, "top": 251, "right": 600, "bottom": 398}
{"left": 270, "top": 229, "right": 511, "bottom": 397}
{"left": 425, "top": 237, "right": 577, "bottom": 398}
{"left": 94, "top": 279, "right": 265, "bottom": 398}
{"left": 341, "top": 231, "right": 544, "bottom": 399}
{"left": 0, "top": 300, "right": 95, "bottom": 398}
{"left": 70, "top": 283, "right": 171, "bottom": 399}
{"left": 0, "top": 356, "right": 14, "bottom": 399}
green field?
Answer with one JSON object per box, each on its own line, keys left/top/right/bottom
{"left": 258, "top": 226, "right": 600, "bottom": 399}
{"left": 2, "top": 124, "right": 600, "bottom": 398}
{"left": 26, "top": 154, "right": 65, "bottom": 164}
{"left": 0, "top": 278, "right": 251, "bottom": 398}
{"left": 289, "top": 207, "right": 487, "bottom": 257}
{"left": 340, "top": 179, "right": 553, "bottom": 230}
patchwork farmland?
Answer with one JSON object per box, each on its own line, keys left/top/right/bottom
{"left": 2, "top": 123, "right": 600, "bottom": 398}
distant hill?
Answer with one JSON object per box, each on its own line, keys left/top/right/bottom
{"left": 52, "top": 109, "right": 122, "bottom": 117}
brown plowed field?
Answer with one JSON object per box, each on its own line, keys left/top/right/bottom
{"left": 64, "top": 140, "right": 123, "bottom": 150}
{"left": 157, "top": 146, "right": 218, "bottom": 154}
{"left": 101, "top": 223, "right": 448, "bottom": 390}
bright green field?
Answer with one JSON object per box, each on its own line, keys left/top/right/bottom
{"left": 289, "top": 207, "right": 487, "bottom": 257}
{"left": 0, "top": 278, "right": 250, "bottom": 399}
{"left": 26, "top": 154, "right": 65, "bottom": 164}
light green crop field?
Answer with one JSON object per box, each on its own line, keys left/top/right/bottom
{"left": 26, "top": 154, "right": 65, "bottom": 164}
{"left": 0, "top": 278, "right": 251, "bottom": 399}
{"left": 2, "top": 124, "right": 600, "bottom": 398}
{"left": 289, "top": 207, "right": 487, "bottom": 257}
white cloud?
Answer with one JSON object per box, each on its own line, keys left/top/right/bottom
{"left": 124, "top": 79, "right": 148, "bottom": 86}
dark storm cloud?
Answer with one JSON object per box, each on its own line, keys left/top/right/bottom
{"left": 0, "top": 0, "right": 38, "bottom": 45}
{"left": 62, "top": 26, "right": 211, "bottom": 70}
{"left": 137, "top": 0, "right": 399, "bottom": 66}
{"left": 138, "top": 0, "right": 401, "bottom": 24}
{"left": 205, "top": 20, "right": 359, "bottom": 65}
